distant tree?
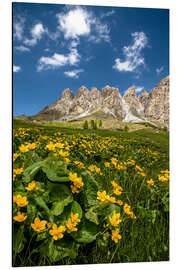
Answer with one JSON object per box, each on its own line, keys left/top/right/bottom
{"left": 83, "top": 120, "right": 89, "bottom": 129}
{"left": 99, "top": 120, "right": 103, "bottom": 128}
{"left": 124, "top": 125, "right": 129, "bottom": 132}
{"left": 90, "top": 120, "right": 95, "bottom": 129}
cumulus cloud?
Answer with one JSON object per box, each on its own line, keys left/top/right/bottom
{"left": 57, "top": 7, "right": 110, "bottom": 43}
{"left": 156, "top": 66, "right": 164, "bottom": 75}
{"left": 57, "top": 8, "right": 91, "bottom": 40}
{"left": 37, "top": 48, "right": 80, "bottom": 71}
{"left": 113, "top": 32, "right": 148, "bottom": 72}
{"left": 64, "top": 69, "right": 84, "bottom": 79}
{"left": 15, "top": 45, "right": 30, "bottom": 52}
{"left": 13, "top": 65, "right": 21, "bottom": 72}
{"left": 24, "top": 23, "right": 46, "bottom": 46}
{"left": 13, "top": 17, "right": 25, "bottom": 41}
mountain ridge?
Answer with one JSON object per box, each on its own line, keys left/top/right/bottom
{"left": 33, "top": 75, "right": 169, "bottom": 127}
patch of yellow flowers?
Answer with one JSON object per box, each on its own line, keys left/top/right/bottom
{"left": 69, "top": 172, "right": 84, "bottom": 194}
{"left": 30, "top": 213, "right": 81, "bottom": 241}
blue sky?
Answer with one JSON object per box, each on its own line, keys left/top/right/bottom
{"left": 13, "top": 2, "right": 169, "bottom": 116}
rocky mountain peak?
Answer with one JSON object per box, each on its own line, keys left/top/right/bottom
{"left": 124, "top": 86, "right": 136, "bottom": 98}
{"left": 101, "top": 85, "right": 119, "bottom": 98}
{"left": 61, "top": 88, "right": 74, "bottom": 100}
{"left": 138, "top": 90, "right": 149, "bottom": 107}
{"left": 76, "top": 86, "right": 89, "bottom": 98}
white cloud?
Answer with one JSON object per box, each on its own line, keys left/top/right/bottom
{"left": 57, "top": 7, "right": 110, "bottom": 43}
{"left": 64, "top": 69, "right": 84, "bottom": 79}
{"left": 156, "top": 66, "right": 164, "bottom": 75}
{"left": 57, "top": 8, "right": 91, "bottom": 39}
{"left": 135, "top": 86, "right": 144, "bottom": 93}
{"left": 37, "top": 48, "right": 80, "bottom": 71}
{"left": 13, "top": 65, "right": 21, "bottom": 72}
{"left": 100, "top": 10, "right": 115, "bottom": 19}
{"left": 15, "top": 45, "right": 30, "bottom": 52}
{"left": 113, "top": 32, "right": 148, "bottom": 72}
{"left": 13, "top": 17, "right": 25, "bottom": 41}
{"left": 24, "top": 23, "right": 46, "bottom": 46}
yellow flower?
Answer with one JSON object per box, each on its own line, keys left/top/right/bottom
{"left": 123, "top": 203, "right": 131, "bottom": 215}
{"left": 19, "top": 144, "right": 29, "bottom": 153}
{"left": 107, "top": 196, "right": 116, "bottom": 203}
{"left": 64, "top": 158, "right": 70, "bottom": 163}
{"left": 116, "top": 200, "right": 123, "bottom": 206}
{"left": 27, "top": 143, "right": 36, "bottom": 150}
{"left": 13, "top": 168, "right": 24, "bottom": 175}
{"left": 66, "top": 213, "right": 81, "bottom": 232}
{"left": 13, "top": 153, "right": 20, "bottom": 162}
{"left": 26, "top": 180, "right": 39, "bottom": 191}
{"left": 31, "top": 217, "right": 47, "bottom": 232}
{"left": 13, "top": 194, "right": 28, "bottom": 207}
{"left": 123, "top": 203, "right": 136, "bottom": 218}
{"left": 70, "top": 213, "right": 80, "bottom": 224}
{"left": 49, "top": 224, "right": 66, "bottom": 240}
{"left": 71, "top": 184, "right": 80, "bottom": 194}
{"left": 97, "top": 191, "right": 109, "bottom": 203}
{"left": 104, "top": 162, "right": 110, "bottom": 168}
{"left": 45, "top": 142, "right": 55, "bottom": 151}
{"left": 59, "top": 150, "right": 69, "bottom": 157}
{"left": 109, "top": 210, "right": 122, "bottom": 227}
{"left": 69, "top": 172, "right": 78, "bottom": 182}
{"left": 13, "top": 212, "right": 27, "bottom": 222}
{"left": 111, "top": 181, "right": 123, "bottom": 196}
{"left": 146, "top": 179, "right": 154, "bottom": 186}
{"left": 111, "top": 158, "right": 118, "bottom": 166}
{"left": 111, "top": 228, "right": 122, "bottom": 243}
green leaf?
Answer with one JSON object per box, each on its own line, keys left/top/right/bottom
{"left": 36, "top": 232, "right": 47, "bottom": 241}
{"left": 42, "top": 157, "right": 70, "bottom": 182}
{"left": 101, "top": 203, "right": 120, "bottom": 219}
{"left": 48, "top": 182, "right": 73, "bottom": 202}
{"left": 72, "top": 218, "right": 97, "bottom": 244}
{"left": 58, "top": 200, "right": 83, "bottom": 224}
{"left": 85, "top": 206, "right": 99, "bottom": 225}
{"left": 23, "top": 160, "right": 45, "bottom": 182}
{"left": 47, "top": 238, "right": 78, "bottom": 262}
{"left": 82, "top": 172, "right": 98, "bottom": 206}
{"left": 13, "top": 225, "right": 26, "bottom": 254}
{"left": 33, "top": 197, "right": 54, "bottom": 222}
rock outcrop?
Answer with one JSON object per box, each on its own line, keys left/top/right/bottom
{"left": 34, "top": 76, "right": 169, "bottom": 127}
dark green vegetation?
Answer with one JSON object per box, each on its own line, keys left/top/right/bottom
{"left": 13, "top": 119, "right": 169, "bottom": 266}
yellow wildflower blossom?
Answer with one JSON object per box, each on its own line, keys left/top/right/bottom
{"left": 26, "top": 180, "right": 39, "bottom": 191}
{"left": 116, "top": 200, "right": 123, "bottom": 206}
{"left": 97, "top": 191, "right": 109, "bottom": 203}
{"left": 13, "top": 153, "right": 20, "bottom": 162}
{"left": 146, "top": 179, "right": 154, "bottom": 186}
{"left": 13, "top": 212, "right": 27, "bottom": 222}
{"left": 49, "top": 224, "right": 66, "bottom": 240}
{"left": 13, "top": 168, "right": 24, "bottom": 175}
{"left": 71, "top": 184, "right": 80, "bottom": 194}
{"left": 111, "top": 228, "right": 122, "bottom": 243}
{"left": 45, "top": 142, "right": 55, "bottom": 151}
{"left": 59, "top": 150, "right": 69, "bottom": 157}
{"left": 66, "top": 213, "right": 81, "bottom": 232}
{"left": 104, "top": 162, "right": 110, "bottom": 168}
{"left": 111, "top": 181, "right": 123, "bottom": 196}
{"left": 13, "top": 194, "right": 28, "bottom": 207}
{"left": 31, "top": 217, "right": 47, "bottom": 232}
{"left": 19, "top": 144, "right": 29, "bottom": 153}
{"left": 109, "top": 210, "right": 122, "bottom": 227}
